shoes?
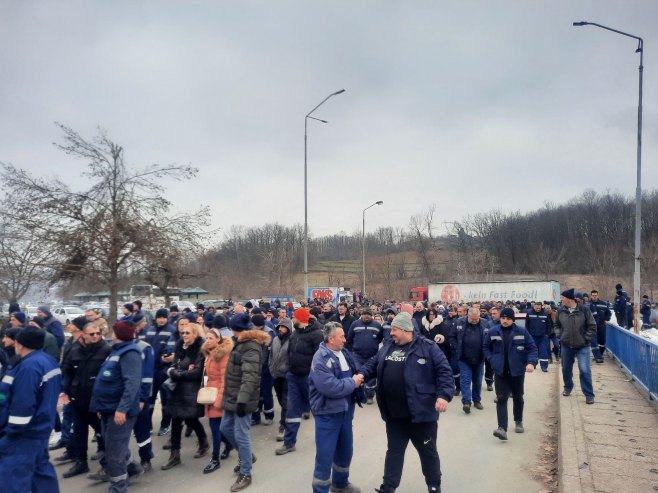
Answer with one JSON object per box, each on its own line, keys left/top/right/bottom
{"left": 55, "top": 451, "right": 74, "bottom": 464}
{"left": 330, "top": 483, "right": 361, "bottom": 493}
{"left": 366, "top": 398, "right": 374, "bottom": 405}
{"left": 586, "top": 396, "right": 595, "bottom": 405}
{"left": 493, "top": 397, "right": 498, "bottom": 404}
{"left": 233, "top": 454, "right": 257, "bottom": 473}
{"left": 87, "top": 468, "right": 109, "bottom": 482}
{"left": 157, "top": 426, "right": 171, "bottom": 436}
{"left": 462, "top": 403, "right": 471, "bottom": 414}
{"left": 194, "top": 437, "right": 210, "bottom": 458}
{"left": 140, "top": 459, "right": 152, "bottom": 473}
{"left": 473, "top": 401, "right": 483, "bottom": 410}
{"left": 63, "top": 461, "right": 89, "bottom": 478}
{"left": 127, "top": 460, "right": 143, "bottom": 477}
{"left": 374, "top": 485, "right": 396, "bottom": 493}
{"left": 486, "top": 384, "right": 493, "bottom": 391}
{"left": 562, "top": 389, "right": 572, "bottom": 396}
{"left": 48, "top": 431, "right": 62, "bottom": 448}
{"left": 595, "top": 358, "right": 604, "bottom": 364}
{"left": 275, "top": 444, "right": 296, "bottom": 455}
{"left": 221, "top": 442, "right": 233, "bottom": 460}
{"left": 251, "top": 418, "right": 261, "bottom": 426}
{"left": 163, "top": 439, "right": 172, "bottom": 450}
{"left": 541, "top": 368, "right": 548, "bottom": 372}
{"left": 184, "top": 425, "right": 193, "bottom": 438}
{"left": 276, "top": 427, "right": 285, "bottom": 442}
{"left": 204, "top": 456, "right": 221, "bottom": 474}
{"left": 90, "top": 452, "right": 100, "bottom": 461}
{"left": 262, "top": 419, "right": 274, "bottom": 426}
{"left": 493, "top": 427, "right": 508, "bottom": 440}
{"left": 302, "top": 412, "right": 311, "bottom": 420}
{"left": 161, "top": 450, "right": 181, "bottom": 470}
{"left": 515, "top": 421, "right": 524, "bottom": 433}
{"left": 230, "top": 473, "right": 252, "bottom": 492}
{"left": 49, "top": 439, "right": 67, "bottom": 451}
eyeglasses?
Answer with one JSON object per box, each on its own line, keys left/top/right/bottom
{"left": 86, "top": 332, "right": 101, "bottom": 337}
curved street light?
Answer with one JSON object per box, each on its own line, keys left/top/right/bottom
{"left": 362, "top": 200, "right": 384, "bottom": 300}
{"left": 304, "top": 89, "right": 346, "bottom": 301}
{"left": 573, "top": 21, "right": 644, "bottom": 332}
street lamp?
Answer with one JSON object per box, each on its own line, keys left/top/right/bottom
{"left": 573, "top": 21, "right": 644, "bottom": 333}
{"left": 303, "top": 89, "right": 346, "bottom": 302}
{"left": 362, "top": 200, "right": 383, "bottom": 299}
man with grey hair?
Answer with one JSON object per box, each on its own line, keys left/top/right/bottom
{"left": 359, "top": 312, "right": 454, "bottom": 493}
{"left": 309, "top": 322, "right": 363, "bottom": 493}
{"left": 450, "top": 307, "right": 487, "bottom": 414}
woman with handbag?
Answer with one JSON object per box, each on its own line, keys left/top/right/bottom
{"left": 161, "top": 323, "right": 209, "bottom": 470}
{"left": 200, "top": 328, "right": 233, "bottom": 473}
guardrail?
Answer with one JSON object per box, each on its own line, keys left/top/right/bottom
{"left": 606, "top": 323, "right": 658, "bottom": 401}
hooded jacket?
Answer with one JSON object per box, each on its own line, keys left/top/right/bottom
{"left": 201, "top": 336, "right": 233, "bottom": 418}
{"left": 222, "top": 329, "right": 271, "bottom": 413}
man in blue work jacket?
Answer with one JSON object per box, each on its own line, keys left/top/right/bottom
{"left": 309, "top": 322, "right": 364, "bottom": 493}
{"left": 484, "top": 307, "right": 538, "bottom": 441}
{"left": 359, "top": 312, "right": 454, "bottom": 493}
{"left": 90, "top": 320, "right": 143, "bottom": 493}
{"left": 525, "top": 301, "right": 550, "bottom": 372}
{"left": 0, "top": 325, "right": 62, "bottom": 493}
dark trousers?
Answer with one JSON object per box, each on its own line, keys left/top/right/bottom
{"left": 382, "top": 419, "right": 441, "bottom": 490}
{"left": 0, "top": 437, "right": 59, "bottom": 493}
{"left": 312, "top": 407, "right": 354, "bottom": 493}
{"left": 484, "top": 359, "right": 494, "bottom": 387}
{"left": 70, "top": 406, "right": 104, "bottom": 462}
{"left": 284, "top": 372, "right": 310, "bottom": 447}
{"left": 132, "top": 405, "right": 153, "bottom": 461}
{"left": 101, "top": 413, "right": 138, "bottom": 493}
{"left": 273, "top": 376, "right": 288, "bottom": 430}
{"left": 149, "top": 370, "right": 171, "bottom": 430}
{"left": 252, "top": 366, "right": 275, "bottom": 423}
{"left": 209, "top": 417, "right": 230, "bottom": 457}
{"left": 494, "top": 373, "right": 525, "bottom": 431}
{"left": 171, "top": 417, "right": 206, "bottom": 450}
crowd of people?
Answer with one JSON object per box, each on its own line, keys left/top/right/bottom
{"left": 0, "top": 284, "right": 645, "bottom": 493}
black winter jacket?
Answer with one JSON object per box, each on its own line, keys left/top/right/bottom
{"left": 61, "top": 340, "right": 111, "bottom": 411}
{"left": 287, "top": 323, "right": 323, "bottom": 376}
{"left": 166, "top": 337, "right": 205, "bottom": 419}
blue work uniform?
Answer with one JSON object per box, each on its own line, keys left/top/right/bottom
{"left": 525, "top": 309, "right": 550, "bottom": 371}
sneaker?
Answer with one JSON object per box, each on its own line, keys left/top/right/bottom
{"left": 157, "top": 426, "right": 171, "bottom": 436}
{"left": 87, "top": 468, "right": 109, "bottom": 482}
{"left": 595, "top": 358, "right": 604, "bottom": 364}
{"left": 493, "top": 427, "right": 508, "bottom": 440}
{"left": 462, "top": 403, "right": 471, "bottom": 414}
{"left": 275, "top": 444, "right": 296, "bottom": 455}
{"left": 486, "top": 384, "right": 493, "bottom": 391}
{"left": 276, "top": 428, "right": 285, "bottom": 442}
{"left": 562, "top": 389, "right": 572, "bottom": 396}
{"left": 262, "top": 419, "right": 274, "bottom": 426}
{"left": 302, "top": 412, "right": 311, "bottom": 420}
{"left": 230, "top": 474, "right": 252, "bottom": 492}
{"left": 515, "top": 421, "right": 524, "bottom": 433}
{"left": 473, "top": 401, "right": 483, "bottom": 410}
{"left": 541, "top": 368, "right": 548, "bottom": 372}
{"left": 586, "top": 396, "right": 595, "bottom": 405}
{"left": 330, "top": 483, "right": 361, "bottom": 493}
{"left": 48, "top": 431, "right": 62, "bottom": 447}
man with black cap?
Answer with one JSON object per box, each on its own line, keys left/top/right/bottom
{"left": 346, "top": 307, "right": 383, "bottom": 404}
{"left": 144, "top": 308, "right": 176, "bottom": 436}
{"left": 554, "top": 288, "right": 597, "bottom": 404}
{"left": 0, "top": 326, "right": 62, "bottom": 493}
{"left": 58, "top": 315, "right": 111, "bottom": 478}
{"left": 168, "top": 305, "right": 181, "bottom": 327}
{"left": 358, "top": 312, "right": 454, "bottom": 493}
{"left": 1, "top": 327, "right": 21, "bottom": 372}
{"left": 484, "top": 307, "right": 538, "bottom": 440}
{"left": 614, "top": 283, "right": 629, "bottom": 328}
{"left": 36, "top": 305, "right": 65, "bottom": 349}
{"left": 90, "top": 321, "right": 144, "bottom": 493}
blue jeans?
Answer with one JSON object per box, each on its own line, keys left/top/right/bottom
{"left": 220, "top": 411, "right": 253, "bottom": 475}
{"left": 561, "top": 346, "right": 595, "bottom": 398}
{"left": 312, "top": 407, "right": 355, "bottom": 493}
{"left": 458, "top": 361, "right": 483, "bottom": 404}
{"left": 284, "top": 372, "right": 310, "bottom": 447}
{"left": 532, "top": 335, "right": 550, "bottom": 371}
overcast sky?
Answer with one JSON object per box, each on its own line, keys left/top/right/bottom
{"left": 1, "top": 1, "right": 657, "bottom": 239}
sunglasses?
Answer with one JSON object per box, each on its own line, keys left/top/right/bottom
{"left": 86, "top": 332, "right": 101, "bottom": 337}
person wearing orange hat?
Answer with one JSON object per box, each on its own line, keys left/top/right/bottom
{"left": 275, "top": 308, "right": 323, "bottom": 456}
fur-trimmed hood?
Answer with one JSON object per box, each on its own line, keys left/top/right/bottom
{"left": 202, "top": 336, "right": 234, "bottom": 362}
{"left": 235, "top": 328, "right": 272, "bottom": 346}
{"left": 422, "top": 316, "right": 443, "bottom": 330}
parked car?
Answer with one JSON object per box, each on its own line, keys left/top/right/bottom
{"left": 53, "top": 306, "right": 85, "bottom": 325}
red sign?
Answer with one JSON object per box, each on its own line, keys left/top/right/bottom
{"left": 311, "top": 289, "right": 336, "bottom": 302}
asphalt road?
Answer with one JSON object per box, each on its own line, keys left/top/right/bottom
{"left": 56, "top": 365, "right": 556, "bottom": 493}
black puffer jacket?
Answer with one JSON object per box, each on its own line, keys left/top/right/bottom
{"left": 287, "top": 322, "right": 323, "bottom": 376}
{"left": 223, "top": 329, "right": 272, "bottom": 413}
{"left": 61, "top": 340, "right": 111, "bottom": 411}
{"left": 166, "top": 336, "right": 205, "bottom": 419}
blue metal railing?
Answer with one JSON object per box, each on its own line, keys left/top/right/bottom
{"left": 606, "top": 323, "right": 658, "bottom": 401}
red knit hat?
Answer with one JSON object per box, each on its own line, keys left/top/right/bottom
{"left": 293, "top": 308, "right": 310, "bottom": 325}
{"left": 113, "top": 320, "right": 136, "bottom": 341}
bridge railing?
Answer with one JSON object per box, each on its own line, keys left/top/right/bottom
{"left": 606, "top": 323, "right": 658, "bottom": 401}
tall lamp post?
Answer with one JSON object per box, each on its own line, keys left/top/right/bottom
{"left": 303, "top": 89, "right": 346, "bottom": 302}
{"left": 362, "top": 201, "right": 383, "bottom": 300}
{"left": 573, "top": 21, "right": 644, "bottom": 333}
